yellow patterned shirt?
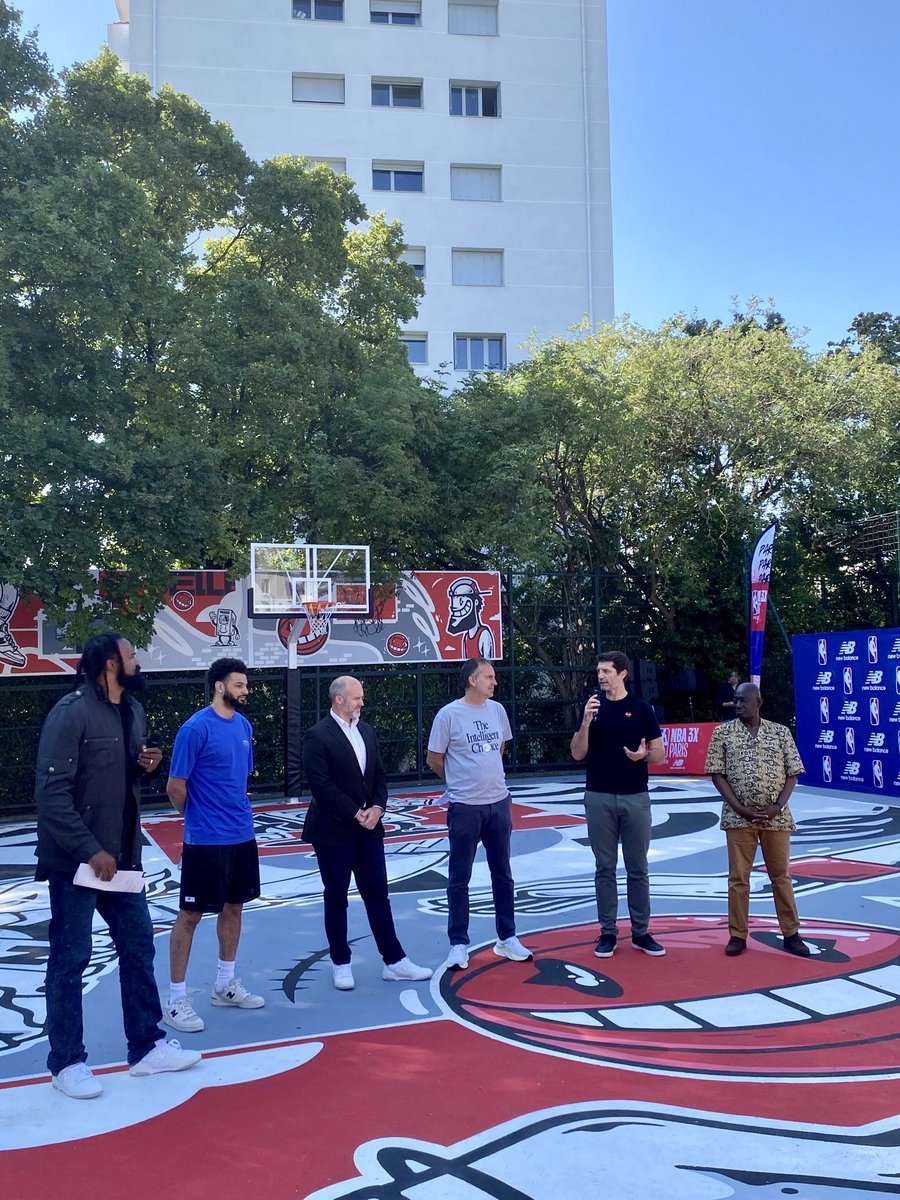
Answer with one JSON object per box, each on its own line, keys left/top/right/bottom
{"left": 705, "top": 718, "right": 804, "bottom": 832}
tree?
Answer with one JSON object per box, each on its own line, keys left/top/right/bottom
{"left": 833, "top": 311, "right": 900, "bottom": 364}
{"left": 0, "top": 25, "right": 428, "bottom": 643}
{"left": 439, "top": 319, "right": 900, "bottom": 714}
{"left": 0, "top": 2, "right": 51, "bottom": 115}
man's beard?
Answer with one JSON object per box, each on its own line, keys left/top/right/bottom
{"left": 222, "top": 690, "right": 246, "bottom": 710}
{"left": 118, "top": 667, "right": 147, "bottom": 693}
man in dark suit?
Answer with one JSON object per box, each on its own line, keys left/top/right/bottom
{"left": 303, "top": 675, "right": 432, "bottom": 991}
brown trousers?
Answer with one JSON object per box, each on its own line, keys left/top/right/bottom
{"left": 725, "top": 827, "right": 799, "bottom": 941}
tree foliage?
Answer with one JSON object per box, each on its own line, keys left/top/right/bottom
{"left": 0, "top": 10, "right": 428, "bottom": 641}
{"left": 441, "top": 314, "right": 900, "bottom": 701}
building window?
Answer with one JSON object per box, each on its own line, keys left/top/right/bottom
{"left": 401, "top": 334, "right": 428, "bottom": 364}
{"left": 448, "top": 1, "right": 498, "bottom": 36}
{"left": 454, "top": 335, "right": 505, "bottom": 371}
{"left": 372, "top": 161, "right": 424, "bottom": 192}
{"left": 401, "top": 247, "right": 426, "bottom": 280}
{"left": 292, "top": 73, "right": 345, "bottom": 104}
{"left": 372, "top": 78, "right": 423, "bottom": 108}
{"left": 308, "top": 156, "right": 347, "bottom": 175}
{"left": 452, "top": 249, "right": 503, "bottom": 286}
{"left": 450, "top": 83, "right": 499, "bottom": 117}
{"left": 370, "top": 1, "right": 421, "bottom": 24}
{"left": 293, "top": 0, "right": 344, "bottom": 20}
{"left": 450, "top": 164, "right": 501, "bottom": 201}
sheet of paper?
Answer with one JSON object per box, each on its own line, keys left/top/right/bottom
{"left": 73, "top": 864, "right": 146, "bottom": 893}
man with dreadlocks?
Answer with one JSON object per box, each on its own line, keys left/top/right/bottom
{"left": 34, "top": 631, "right": 201, "bottom": 1099}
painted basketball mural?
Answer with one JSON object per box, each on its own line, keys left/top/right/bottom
{"left": 440, "top": 916, "right": 900, "bottom": 1080}
{"left": 2, "top": 778, "right": 900, "bottom": 1199}
{"left": 0, "top": 568, "right": 503, "bottom": 674}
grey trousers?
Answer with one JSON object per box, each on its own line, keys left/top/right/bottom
{"left": 583, "top": 790, "right": 652, "bottom": 937}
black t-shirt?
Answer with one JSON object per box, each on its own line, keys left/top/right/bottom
{"left": 579, "top": 694, "right": 662, "bottom": 795}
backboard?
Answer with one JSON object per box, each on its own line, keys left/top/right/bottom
{"left": 249, "top": 544, "right": 370, "bottom": 616}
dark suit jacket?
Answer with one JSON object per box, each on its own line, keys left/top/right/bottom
{"left": 302, "top": 714, "right": 388, "bottom": 845}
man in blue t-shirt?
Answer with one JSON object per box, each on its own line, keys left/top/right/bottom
{"left": 164, "top": 657, "right": 264, "bottom": 1032}
{"left": 571, "top": 651, "right": 665, "bottom": 960}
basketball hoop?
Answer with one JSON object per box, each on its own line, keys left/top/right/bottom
{"left": 299, "top": 597, "right": 337, "bottom": 639}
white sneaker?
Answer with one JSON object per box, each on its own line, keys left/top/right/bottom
{"left": 446, "top": 944, "right": 469, "bottom": 970}
{"left": 129, "top": 1038, "right": 202, "bottom": 1076}
{"left": 210, "top": 978, "right": 265, "bottom": 1009}
{"left": 382, "top": 957, "right": 433, "bottom": 982}
{"left": 0, "top": 625, "right": 25, "bottom": 668}
{"left": 493, "top": 936, "right": 533, "bottom": 962}
{"left": 333, "top": 964, "right": 355, "bottom": 991}
{"left": 164, "top": 995, "right": 205, "bottom": 1032}
{"left": 52, "top": 1062, "right": 103, "bottom": 1099}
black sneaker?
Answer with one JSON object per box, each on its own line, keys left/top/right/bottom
{"left": 594, "top": 934, "right": 617, "bottom": 958}
{"left": 783, "top": 933, "right": 811, "bottom": 957}
{"left": 632, "top": 933, "right": 666, "bottom": 957}
{"left": 725, "top": 936, "right": 747, "bottom": 957}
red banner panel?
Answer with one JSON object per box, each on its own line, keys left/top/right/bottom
{"left": 649, "top": 722, "right": 719, "bottom": 775}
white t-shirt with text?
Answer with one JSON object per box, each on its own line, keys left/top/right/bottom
{"left": 428, "top": 698, "right": 512, "bottom": 805}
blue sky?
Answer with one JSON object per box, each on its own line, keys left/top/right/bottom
{"left": 11, "top": 0, "right": 900, "bottom": 352}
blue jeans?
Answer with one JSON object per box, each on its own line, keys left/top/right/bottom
{"left": 583, "top": 790, "right": 652, "bottom": 937}
{"left": 45, "top": 872, "right": 165, "bottom": 1074}
{"left": 446, "top": 796, "right": 516, "bottom": 945}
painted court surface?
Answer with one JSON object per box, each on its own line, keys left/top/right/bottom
{"left": 1, "top": 776, "right": 899, "bottom": 1198}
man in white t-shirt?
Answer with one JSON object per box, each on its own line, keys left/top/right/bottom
{"left": 426, "top": 658, "right": 532, "bottom": 969}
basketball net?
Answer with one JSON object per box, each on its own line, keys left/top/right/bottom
{"left": 299, "top": 597, "right": 337, "bottom": 640}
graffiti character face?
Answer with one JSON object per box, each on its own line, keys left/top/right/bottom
{"left": 439, "top": 917, "right": 900, "bottom": 1080}
{"left": 447, "top": 578, "right": 483, "bottom": 636}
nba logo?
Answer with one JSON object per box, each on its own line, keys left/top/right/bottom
{"left": 822, "top": 755, "right": 832, "bottom": 783}
{"left": 868, "top": 635, "right": 879, "bottom": 663}
{"left": 817, "top": 638, "right": 828, "bottom": 665}
{"left": 819, "top": 696, "right": 829, "bottom": 723}
{"left": 845, "top": 727, "right": 855, "bottom": 755}
{"left": 843, "top": 667, "right": 853, "bottom": 694}
{"left": 870, "top": 696, "right": 880, "bottom": 726}
{"left": 873, "top": 759, "right": 884, "bottom": 789}
{"left": 896, "top": 664, "right": 900, "bottom": 694}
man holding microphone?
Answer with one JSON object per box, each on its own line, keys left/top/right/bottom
{"left": 571, "top": 651, "right": 665, "bottom": 959}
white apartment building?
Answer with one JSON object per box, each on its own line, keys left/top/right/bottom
{"left": 109, "top": 0, "right": 613, "bottom": 374}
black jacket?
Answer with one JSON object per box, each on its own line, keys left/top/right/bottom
{"left": 302, "top": 715, "right": 388, "bottom": 845}
{"left": 34, "top": 683, "right": 148, "bottom": 875}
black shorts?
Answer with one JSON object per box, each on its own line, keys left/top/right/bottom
{"left": 179, "top": 839, "right": 261, "bottom": 913}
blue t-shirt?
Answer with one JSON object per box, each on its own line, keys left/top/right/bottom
{"left": 169, "top": 706, "right": 255, "bottom": 845}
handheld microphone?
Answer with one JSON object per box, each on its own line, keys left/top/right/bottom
{"left": 592, "top": 686, "right": 602, "bottom": 720}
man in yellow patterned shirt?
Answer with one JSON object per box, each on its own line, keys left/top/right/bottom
{"left": 705, "top": 683, "right": 809, "bottom": 958}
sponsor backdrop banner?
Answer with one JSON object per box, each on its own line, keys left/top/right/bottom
{"left": 793, "top": 627, "right": 900, "bottom": 796}
{"left": 0, "top": 571, "right": 504, "bottom": 676}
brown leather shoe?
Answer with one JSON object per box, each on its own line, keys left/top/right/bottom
{"left": 725, "top": 936, "right": 746, "bottom": 956}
